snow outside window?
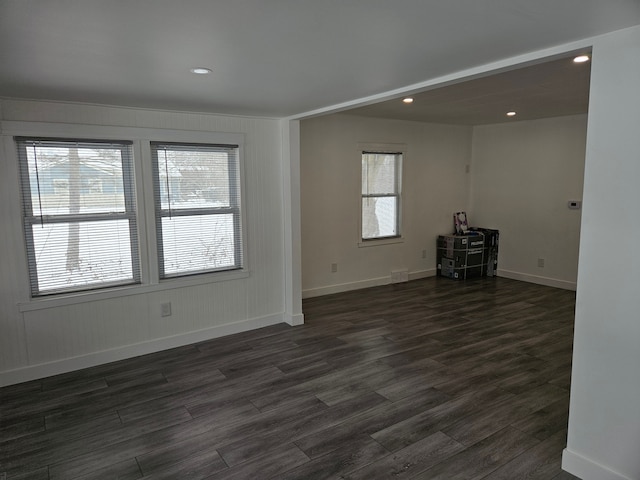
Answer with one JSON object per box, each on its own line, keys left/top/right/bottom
{"left": 361, "top": 151, "right": 402, "bottom": 241}
{"left": 16, "top": 138, "right": 139, "bottom": 296}
{"left": 150, "top": 142, "right": 243, "bottom": 278}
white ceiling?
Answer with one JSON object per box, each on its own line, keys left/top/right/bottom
{"left": 345, "top": 55, "right": 592, "bottom": 125}
{"left": 0, "top": 1, "right": 639, "bottom": 121}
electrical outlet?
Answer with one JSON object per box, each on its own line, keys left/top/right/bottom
{"left": 161, "top": 302, "right": 172, "bottom": 317}
{"left": 537, "top": 258, "right": 545, "bottom": 268}
{"left": 422, "top": 249, "right": 427, "bottom": 259}
{"left": 331, "top": 263, "right": 338, "bottom": 273}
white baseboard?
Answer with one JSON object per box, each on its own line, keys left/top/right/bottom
{"left": 409, "top": 269, "right": 437, "bottom": 281}
{"left": 285, "top": 312, "right": 305, "bottom": 326}
{"left": 0, "top": 313, "right": 285, "bottom": 387}
{"left": 302, "top": 269, "right": 436, "bottom": 299}
{"left": 302, "top": 267, "right": 576, "bottom": 299}
{"left": 498, "top": 269, "right": 577, "bottom": 291}
{"left": 562, "top": 448, "right": 633, "bottom": 480}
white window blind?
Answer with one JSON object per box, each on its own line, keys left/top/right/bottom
{"left": 361, "top": 151, "right": 402, "bottom": 240}
{"left": 150, "top": 142, "right": 243, "bottom": 278}
{"left": 16, "top": 138, "right": 140, "bottom": 296}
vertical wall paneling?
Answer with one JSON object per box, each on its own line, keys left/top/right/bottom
{"left": 0, "top": 136, "right": 30, "bottom": 370}
{"left": 0, "top": 100, "right": 287, "bottom": 385}
{"left": 281, "top": 119, "right": 304, "bottom": 325}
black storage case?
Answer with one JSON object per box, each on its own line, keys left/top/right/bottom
{"left": 436, "top": 229, "right": 499, "bottom": 280}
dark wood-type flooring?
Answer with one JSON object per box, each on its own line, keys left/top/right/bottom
{"left": 1, "top": 276, "right": 581, "bottom": 479}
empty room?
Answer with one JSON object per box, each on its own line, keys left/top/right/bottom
{"left": 1, "top": 2, "right": 639, "bottom": 479}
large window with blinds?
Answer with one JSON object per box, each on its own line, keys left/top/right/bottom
{"left": 361, "top": 151, "right": 403, "bottom": 241}
{"left": 16, "top": 138, "right": 139, "bottom": 296}
{"left": 150, "top": 142, "right": 243, "bottom": 278}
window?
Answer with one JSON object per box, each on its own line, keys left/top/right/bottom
{"left": 13, "top": 131, "right": 246, "bottom": 300}
{"left": 361, "top": 151, "right": 402, "bottom": 241}
{"left": 16, "top": 138, "right": 139, "bottom": 296}
{"left": 151, "top": 142, "right": 243, "bottom": 278}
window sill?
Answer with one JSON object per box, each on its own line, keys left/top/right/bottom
{"left": 18, "top": 269, "right": 250, "bottom": 312}
{"left": 358, "top": 237, "right": 404, "bottom": 248}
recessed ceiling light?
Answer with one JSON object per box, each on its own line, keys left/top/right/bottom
{"left": 402, "top": 97, "right": 414, "bottom": 104}
{"left": 573, "top": 55, "right": 590, "bottom": 63}
{"left": 506, "top": 111, "right": 517, "bottom": 117}
{"left": 190, "top": 67, "right": 212, "bottom": 75}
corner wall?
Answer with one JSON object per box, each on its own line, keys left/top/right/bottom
{"left": 562, "top": 25, "right": 640, "bottom": 480}
{"left": 470, "top": 115, "right": 587, "bottom": 290}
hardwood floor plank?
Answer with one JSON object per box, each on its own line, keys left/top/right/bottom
{"left": 511, "top": 397, "right": 570, "bottom": 441}
{"left": 375, "top": 370, "right": 449, "bottom": 402}
{"left": 185, "top": 397, "right": 261, "bottom": 422}
{"left": 3, "top": 466, "right": 50, "bottom": 480}
{"left": 54, "top": 458, "right": 142, "bottom": 480}
{"left": 314, "top": 370, "right": 398, "bottom": 406}
{"left": 552, "top": 471, "right": 582, "bottom": 479}
{"left": 0, "top": 378, "right": 109, "bottom": 421}
{"left": 295, "top": 388, "right": 450, "bottom": 459}
{"left": 343, "top": 431, "right": 464, "bottom": 480}
{"left": 277, "top": 436, "right": 388, "bottom": 480}
{"left": 4, "top": 407, "right": 192, "bottom": 478}
{"left": 371, "top": 384, "right": 517, "bottom": 453}
{"left": 0, "top": 416, "right": 45, "bottom": 443}
{"left": 0, "top": 381, "right": 42, "bottom": 405}
{"left": 441, "top": 384, "right": 569, "bottom": 446}
{"left": 137, "top": 448, "right": 227, "bottom": 479}
{"left": 217, "top": 391, "right": 388, "bottom": 467}
{"left": 134, "top": 396, "right": 326, "bottom": 475}
{"left": 479, "top": 428, "right": 568, "bottom": 480}
{"left": 45, "top": 409, "right": 122, "bottom": 432}
{"left": 410, "top": 425, "right": 539, "bottom": 480}
{"left": 158, "top": 360, "right": 226, "bottom": 385}
{"left": 1, "top": 412, "right": 122, "bottom": 460}
{"left": 494, "top": 363, "right": 566, "bottom": 395}
{"left": 203, "top": 443, "right": 309, "bottom": 480}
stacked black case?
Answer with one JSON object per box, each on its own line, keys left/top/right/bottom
{"left": 436, "top": 228, "right": 499, "bottom": 280}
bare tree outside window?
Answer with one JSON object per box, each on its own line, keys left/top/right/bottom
{"left": 17, "top": 138, "right": 138, "bottom": 296}
{"left": 66, "top": 147, "right": 80, "bottom": 272}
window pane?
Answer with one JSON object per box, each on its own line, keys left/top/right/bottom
{"left": 26, "top": 145, "right": 126, "bottom": 215}
{"left": 362, "top": 197, "right": 397, "bottom": 239}
{"left": 160, "top": 214, "right": 238, "bottom": 276}
{"left": 362, "top": 153, "right": 397, "bottom": 195}
{"left": 156, "top": 149, "right": 232, "bottom": 210}
{"left": 361, "top": 150, "right": 401, "bottom": 240}
{"left": 152, "top": 142, "right": 242, "bottom": 279}
{"left": 31, "top": 220, "right": 135, "bottom": 293}
{"left": 17, "top": 138, "right": 138, "bottom": 296}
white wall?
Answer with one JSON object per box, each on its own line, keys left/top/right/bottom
{"left": 300, "top": 114, "right": 472, "bottom": 297}
{"left": 300, "top": 113, "right": 587, "bottom": 297}
{"left": 470, "top": 115, "right": 587, "bottom": 290}
{"left": 563, "top": 25, "right": 640, "bottom": 480}
{"left": 0, "top": 100, "right": 288, "bottom": 386}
